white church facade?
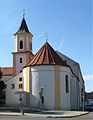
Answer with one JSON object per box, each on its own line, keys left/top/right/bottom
{"left": 1, "top": 16, "right": 85, "bottom": 110}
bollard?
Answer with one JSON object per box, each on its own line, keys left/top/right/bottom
{"left": 20, "top": 103, "right": 24, "bottom": 116}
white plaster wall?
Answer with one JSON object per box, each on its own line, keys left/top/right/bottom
{"left": 14, "top": 36, "right": 17, "bottom": 52}
{"left": 16, "top": 54, "right": 26, "bottom": 74}
{"left": 30, "top": 66, "right": 55, "bottom": 109}
{"left": 23, "top": 68, "right": 27, "bottom": 92}
{"left": 77, "top": 71, "right": 85, "bottom": 109}
{"left": 79, "top": 81, "right": 84, "bottom": 109}
{"left": 57, "top": 51, "right": 85, "bottom": 110}
{"left": 60, "top": 66, "right": 71, "bottom": 110}
{"left": 1, "top": 76, "right": 12, "bottom": 82}
{"left": 71, "top": 76, "right": 78, "bottom": 110}
{"left": 22, "top": 64, "right": 81, "bottom": 110}
{"left": 26, "top": 36, "right": 29, "bottom": 51}
{"left": 22, "top": 67, "right": 29, "bottom": 105}
{"left": 5, "top": 72, "right": 25, "bottom": 106}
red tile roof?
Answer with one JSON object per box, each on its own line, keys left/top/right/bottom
{"left": 27, "top": 42, "right": 66, "bottom": 66}
{"left": 1, "top": 67, "right": 13, "bottom": 76}
{"left": 29, "top": 52, "right": 35, "bottom": 61}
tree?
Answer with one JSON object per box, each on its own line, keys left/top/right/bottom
{"left": 0, "top": 67, "right": 2, "bottom": 79}
{"left": 0, "top": 81, "right": 6, "bottom": 90}
{"left": 0, "top": 67, "right": 6, "bottom": 90}
{"left": 0, "top": 67, "right": 6, "bottom": 104}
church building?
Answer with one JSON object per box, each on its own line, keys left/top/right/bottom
{"left": 1, "top": 15, "right": 85, "bottom": 110}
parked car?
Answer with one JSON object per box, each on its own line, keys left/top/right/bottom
{"left": 85, "top": 104, "right": 93, "bottom": 111}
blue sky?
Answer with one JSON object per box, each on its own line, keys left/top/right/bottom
{"left": 0, "top": 0, "right": 92, "bottom": 92}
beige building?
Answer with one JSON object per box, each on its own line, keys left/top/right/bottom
{"left": 1, "top": 16, "right": 85, "bottom": 110}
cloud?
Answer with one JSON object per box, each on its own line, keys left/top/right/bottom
{"left": 83, "top": 74, "right": 93, "bottom": 81}
{"left": 58, "top": 37, "right": 65, "bottom": 50}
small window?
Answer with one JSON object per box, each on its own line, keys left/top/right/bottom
{"left": 65, "top": 75, "right": 69, "bottom": 93}
{"left": 20, "top": 58, "right": 22, "bottom": 63}
{"left": 20, "top": 40, "right": 23, "bottom": 49}
{"left": 19, "top": 84, "right": 23, "bottom": 89}
{"left": 11, "top": 84, "right": 15, "bottom": 89}
{"left": 19, "top": 78, "right": 22, "bottom": 81}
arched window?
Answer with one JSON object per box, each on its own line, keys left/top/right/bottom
{"left": 20, "top": 58, "right": 22, "bottom": 63}
{"left": 65, "top": 75, "right": 69, "bottom": 93}
{"left": 20, "top": 40, "right": 23, "bottom": 49}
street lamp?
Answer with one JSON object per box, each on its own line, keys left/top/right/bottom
{"left": 15, "top": 91, "right": 26, "bottom": 115}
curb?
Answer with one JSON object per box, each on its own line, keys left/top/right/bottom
{"left": 0, "top": 111, "right": 89, "bottom": 118}
{"left": 47, "top": 112, "right": 89, "bottom": 118}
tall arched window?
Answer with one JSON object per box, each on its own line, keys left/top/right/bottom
{"left": 65, "top": 75, "right": 69, "bottom": 93}
{"left": 20, "top": 40, "right": 23, "bottom": 49}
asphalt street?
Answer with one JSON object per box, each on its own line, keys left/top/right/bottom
{"left": 0, "top": 112, "right": 92, "bottom": 120}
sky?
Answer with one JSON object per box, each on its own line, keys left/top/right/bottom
{"left": 0, "top": 0, "right": 92, "bottom": 92}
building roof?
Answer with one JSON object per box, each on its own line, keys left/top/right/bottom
{"left": 15, "top": 17, "right": 30, "bottom": 34}
{"left": 1, "top": 67, "right": 13, "bottom": 76}
{"left": 27, "top": 42, "right": 66, "bottom": 66}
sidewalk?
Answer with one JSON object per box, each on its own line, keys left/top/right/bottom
{"left": 0, "top": 110, "right": 89, "bottom": 118}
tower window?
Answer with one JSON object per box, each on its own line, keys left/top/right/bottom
{"left": 65, "top": 75, "right": 69, "bottom": 93}
{"left": 20, "top": 58, "right": 22, "bottom": 63}
{"left": 20, "top": 40, "right": 23, "bottom": 49}
{"left": 19, "top": 77, "right": 22, "bottom": 81}
{"left": 19, "top": 84, "right": 23, "bottom": 89}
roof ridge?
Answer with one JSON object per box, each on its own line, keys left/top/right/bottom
{"left": 47, "top": 44, "right": 55, "bottom": 64}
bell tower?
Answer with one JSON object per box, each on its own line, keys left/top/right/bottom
{"left": 13, "top": 16, "right": 34, "bottom": 76}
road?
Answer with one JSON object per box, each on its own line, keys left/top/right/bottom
{"left": 0, "top": 112, "right": 92, "bottom": 120}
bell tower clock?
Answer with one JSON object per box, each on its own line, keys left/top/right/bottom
{"left": 13, "top": 16, "right": 34, "bottom": 76}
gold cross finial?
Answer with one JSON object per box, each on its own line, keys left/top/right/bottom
{"left": 45, "top": 33, "right": 48, "bottom": 42}
{"left": 23, "top": 9, "right": 25, "bottom": 18}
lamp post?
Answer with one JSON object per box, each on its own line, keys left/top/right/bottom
{"left": 15, "top": 91, "right": 25, "bottom": 115}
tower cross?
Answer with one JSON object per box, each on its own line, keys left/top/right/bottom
{"left": 45, "top": 33, "right": 48, "bottom": 42}
{"left": 23, "top": 9, "right": 25, "bottom": 18}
